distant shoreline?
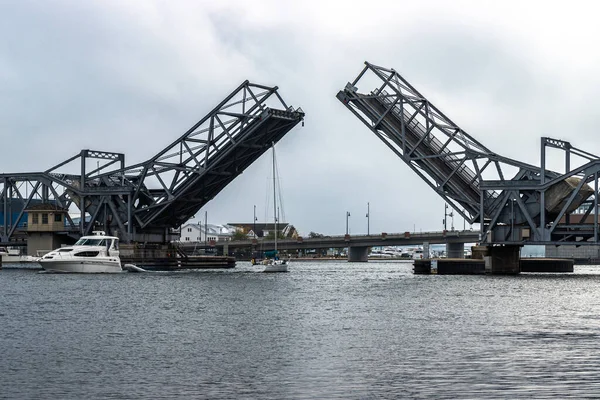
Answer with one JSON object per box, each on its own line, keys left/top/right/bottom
{"left": 239, "top": 257, "right": 417, "bottom": 262}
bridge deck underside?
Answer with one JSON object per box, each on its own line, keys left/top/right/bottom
{"left": 147, "top": 111, "right": 303, "bottom": 229}
{"left": 351, "top": 93, "right": 483, "bottom": 214}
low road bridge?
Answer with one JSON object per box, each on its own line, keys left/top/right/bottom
{"left": 182, "top": 230, "right": 480, "bottom": 262}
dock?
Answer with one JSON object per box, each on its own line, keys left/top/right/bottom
{"left": 120, "top": 255, "right": 236, "bottom": 271}
{"left": 414, "top": 258, "right": 574, "bottom": 274}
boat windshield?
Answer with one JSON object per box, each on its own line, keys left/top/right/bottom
{"left": 74, "top": 238, "right": 107, "bottom": 246}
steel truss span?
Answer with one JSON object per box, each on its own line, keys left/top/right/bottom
{"left": 338, "top": 61, "right": 600, "bottom": 246}
{"left": 1, "top": 81, "right": 304, "bottom": 243}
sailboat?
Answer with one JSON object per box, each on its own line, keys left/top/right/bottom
{"left": 263, "top": 142, "right": 288, "bottom": 273}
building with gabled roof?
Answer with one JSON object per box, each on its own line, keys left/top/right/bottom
{"left": 179, "top": 223, "right": 235, "bottom": 243}
{"left": 227, "top": 222, "right": 298, "bottom": 239}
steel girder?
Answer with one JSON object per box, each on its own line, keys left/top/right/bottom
{"left": 480, "top": 138, "right": 600, "bottom": 245}
{"left": 0, "top": 149, "right": 127, "bottom": 242}
{"left": 338, "top": 62, "right": 600, "bottom": 246}
{"left": 0, "top": 81, "right": 304, "bottom": 243}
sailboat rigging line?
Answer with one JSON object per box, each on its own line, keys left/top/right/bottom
{"left": 273, "top": 146, "right": 286, "bottom": 224}
{"left": 273, "top": 142, "right": 278, "bottom": 254}
{"left": 261, "top": 144, "right": 286, "bottom": 244}
{"left": 262, "top": 142, "right": 289, "bottom": 272}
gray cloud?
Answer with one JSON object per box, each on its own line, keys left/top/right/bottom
{"left": 2, "top": 1, "right": 599, "bottom": 235}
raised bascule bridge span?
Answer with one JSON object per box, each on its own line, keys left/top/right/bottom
{"left": 0, "top": 81, "right": 304, "bottom": 245}
{"left": 337, "top": 62, "right": 600, "bottom": 272}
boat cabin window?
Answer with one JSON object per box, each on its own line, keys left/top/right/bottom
{"left": 58, "top": 249, "right": 73, "bottom": 252}
{"left": 74, "top": 238, "right": 107, "bottom": 246}
{"left": 74, "top": 251, "right": 100, "bottom": 257}
{"left": 112, "top": 239, "right": 119, "bottom": 250}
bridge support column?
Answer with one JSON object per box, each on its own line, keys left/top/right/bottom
{"left": 446, "top": 242, "right": 464, "bottom": 258}
{"left": 484, "top": 245, "right": 520, "bottom": 275}
{"left": 223, "top": 243, "right": 229, "bottom": 256}
{"left": 348, "top": 246, "right": 368, "bottom": 262}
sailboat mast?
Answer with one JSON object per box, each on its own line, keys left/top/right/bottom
{"left": 272, "top": 143, "right": 277, "bottom": 253}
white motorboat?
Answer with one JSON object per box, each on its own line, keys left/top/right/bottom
{"left": 38, "top": 231, "right": 122, "bottom": 273}
{"left": 368, "top": 248, "right": 393, "bottom": 259}
{"left": 0, "top": 247, "right": 38, "bottom": 263}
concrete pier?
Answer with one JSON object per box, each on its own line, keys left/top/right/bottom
{"left": 520, "top": 258, "right": 574, "bottom": 273}
{"left": 446, "top": 242, "right": 465, "bottom": 259}
{"left": 484, "top": 245, "right": 520, "bottom": 274}
{"left": 414, "top": 256, "right": 575, "bottom": 275}
{"left": 414, "top": 259, "right": 485, "bottom": 274}
{"left": 348, "top": 246, "right": 368, "bottom": 262}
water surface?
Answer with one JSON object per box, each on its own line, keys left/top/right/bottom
{"left": 2, "top": 261, "right": 600, "bottom": 399}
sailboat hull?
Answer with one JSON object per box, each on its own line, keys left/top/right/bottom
{"left": 263, "top": 261, "right": 288, "bottom": 273}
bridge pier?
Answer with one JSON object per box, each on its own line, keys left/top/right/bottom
{"left": 348, "top": 246, "right": 368, "bottom": 262}
{"left": 484, "top": 245, "right": 521, "bottom": 274}
{"left": 446, "top": 242, "right": 465, "bottom": 258}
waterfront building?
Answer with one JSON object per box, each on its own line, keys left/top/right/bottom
{"left": 25, "top": 203, "right": 70, "bottom": 256}
{"left": 0, "top": 198, "right": 61, "bottom": 231}
{"left": 227, "top": 222, "right": 298, "bottom": 239}
{"left": 179, "top": 223, "right": 235, "bottom": 243}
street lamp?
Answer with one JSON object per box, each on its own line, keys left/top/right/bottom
{"left": 204, "top": 210, "right": 208, "bottom": 249}
{"left": 193, "top": 221, "right": 201, "bottom": 255}
{"left": 444, "top": 203, "right": 454, "bottom": 231}
{"left": 366, "top": 202, "right": 370, "bottom": 236}
{"left": 253, "top": 205, "right": 257, "bottom": 238}
{"left": 443, "top": 203, "right": 447, "bottom": 231}
{"left": 346, "top": 211, "right": 351, "bottom": 235}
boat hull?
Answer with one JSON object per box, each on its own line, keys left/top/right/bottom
{"left": 39, "top": 259, "right": 122, "bottom": 273}
{"left": 2, "top": 255, "right": 38, "bottom": 263}
{"left": 263, "top": 261, "right": 288, "bottom": 273}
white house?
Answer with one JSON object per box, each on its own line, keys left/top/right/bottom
{"left": 179, "top": 223, "right": 235, "bottom": 243}
{"left": 227, "top": 222, "right": 298, "bottom": 239}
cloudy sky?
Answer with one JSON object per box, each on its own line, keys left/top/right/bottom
{"left": 2, "top": 0, "right": 600, "bottom": 236}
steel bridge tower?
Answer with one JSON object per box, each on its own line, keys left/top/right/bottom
{"left": 337, "top": 62, "right": 600, "bottom": 270}
{"left": 1, "top": 81, "right": 304, "bottom": 244}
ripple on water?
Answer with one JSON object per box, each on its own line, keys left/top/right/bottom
{"left": 3, "top": 262, "right": 600, "bottom": 398}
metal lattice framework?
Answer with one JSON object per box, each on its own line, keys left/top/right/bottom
{"left": 338, "top": 62, "right": 600, "bottom": 245}
{"left": 1, "top": 81, "right": 304, "bottom": 243}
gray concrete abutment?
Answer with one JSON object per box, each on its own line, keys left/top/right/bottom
{"left": 446, "top": 242, "right": 465, "bottom": 259}
{"left": 414, "top": 245, "right": 574, "bottom": 275}
{"left": 348, "top": 246, "right": 368, "bottom": 262}
{"left": 484, "top": 245, "right": 521, "bottom": 274}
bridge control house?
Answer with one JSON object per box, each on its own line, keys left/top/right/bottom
{"left": 25, "top": 203, "right": 70, "bottom": 256}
